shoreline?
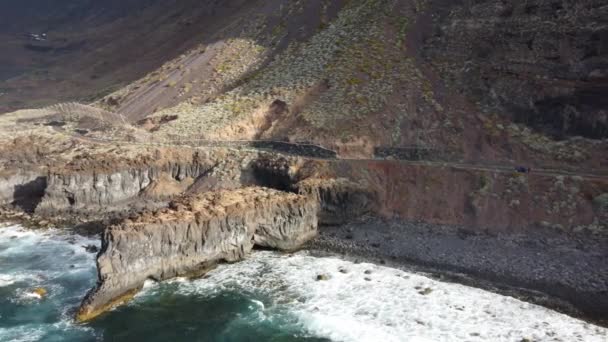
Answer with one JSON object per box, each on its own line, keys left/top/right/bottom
{"left": 305, "top": 218, "right": 608, "bottom": 328}
{"left": 2, "top": 217, "right": 607, "bottom": 328}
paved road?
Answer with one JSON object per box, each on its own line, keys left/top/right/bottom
{"left": 72, "top": 135, "right": 608, "bottom": 180}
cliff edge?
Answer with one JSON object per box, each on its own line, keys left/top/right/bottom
{"left": 76, "top": 187, "right": 318, "bottom": 322}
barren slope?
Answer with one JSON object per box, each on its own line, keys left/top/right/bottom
{"left": 89, "top": 0, "right": 607, "bottom": 169}
{"left": 1, "top": 0, "right": 606, "bottom": 227}
{"left": 0, "top": 0, "right": 268, "bottom": 113}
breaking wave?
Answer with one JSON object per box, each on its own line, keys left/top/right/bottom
{"left": 1, "top": 224, "right": 606, "bottom": 342}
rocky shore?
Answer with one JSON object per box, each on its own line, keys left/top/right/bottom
{"left": 307, "top": 218, "right": 608, "bottom": 326}
{"left": 0, "top": 122, "right": 605, "bottom": 327}
{"left": 1, "top": 1, "right": 607, "bottom": 338}
{"left": 76, "top": 187, "right": 319, "bottom": 322}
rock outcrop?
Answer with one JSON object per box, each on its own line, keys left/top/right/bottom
{"left": 0, "top": 171, "right": 46, "bottom": 210}
{"left": 297, "top": 178, "right": 375, "bottom": 225}
{"left": 76, "top": 187, "right": 318, "bottom": 321}
{"left": 423, "top": 0, "right": 608, "bottom": 139}
{"left": 35, "top": 163, "right": 212, "bottom": 215}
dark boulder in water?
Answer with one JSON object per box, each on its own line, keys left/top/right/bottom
{"left": 316, "top": 274, "right": 330, "bottom": 281}
{"left": 83, "top": 244, "right": 99, "bottom": 253}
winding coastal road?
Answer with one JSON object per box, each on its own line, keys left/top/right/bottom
{"left": 72, "top": 135, "right": 608, "bottom": 181}
{"left": 28, "top": 102, "right": 604, "bottom": 181}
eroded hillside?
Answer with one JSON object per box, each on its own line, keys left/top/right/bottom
{"left": 90, "top": 0, "right": 607, "bottom": 168}
{"left": 0, "top": 0, "right": 269, "bottom": 112}
{"left": 1, "top": 0, "right": 606, "bottom": 230}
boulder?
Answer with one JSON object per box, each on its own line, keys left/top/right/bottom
{"left": 32, "top": 288, "right": 47, "bottom": 298}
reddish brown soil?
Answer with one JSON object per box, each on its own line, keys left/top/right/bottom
{"left": 338, "top": 160, "right": 608, "bottom": 232}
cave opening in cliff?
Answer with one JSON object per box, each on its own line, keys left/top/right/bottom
{"left": 251, "top": 167, "right": 295, "bottom": 193}
{"left": 11, "top": 176, "right": 47, "bottom": 213}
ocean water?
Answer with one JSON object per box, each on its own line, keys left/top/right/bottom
{"left": 0, "top": 224, "right": 606, "bottom": 342}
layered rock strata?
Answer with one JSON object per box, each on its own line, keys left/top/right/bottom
{"left": 36, "top": 163, "right": 212, "bottom": 215}
{"left": 422, "top": 0, "right": 608, "bottom": 139}
{"left": 297, "top": 178, "right": 375, "bottom": 225}
{"left": 76, "top": 187, "right": 318, "bottom": 321}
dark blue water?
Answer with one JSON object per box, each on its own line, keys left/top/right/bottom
{"left": 2, "top": 224, "right": 606, "bottom": 342}
{"left": 0, "top": 225, "right": 326, "bottom": 342}
{"left": 90, "top": 288, "right": 326, "bottom": 342}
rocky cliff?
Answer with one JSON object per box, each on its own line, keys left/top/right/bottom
{"left": 36, "top": 163, "right": 212, "bottom": 215}
{"left": 297, "top": 178, "right": 375, "bottom": 225}
{"left": 342, "top": 160, "right": 608, "bottom": 234}
{"left": 422, "top": 0, "right": 608, "bottom": 140}
{"left": 0, "top": 171, "right": 46, "bottom": 210}
{"left": 76, "top": 187, "right": 318, "bottom": 321}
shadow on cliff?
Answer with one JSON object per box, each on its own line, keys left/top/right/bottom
{"left": 512, "top": 85, "right": 608, "bottom": 140}
{"left": 249, "top": 166, "right": 294, "bottom": 193}
{"left": 11, "top": 176, "right": 46, "bottom": 213}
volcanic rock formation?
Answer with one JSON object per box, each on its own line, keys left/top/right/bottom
{"left": 76, "top": 187, "right": 318, "bottom": 321}
{"left": 0, "top": 0, "right": 607, "bottom": 325}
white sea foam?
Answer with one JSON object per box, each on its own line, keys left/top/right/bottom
{"left": 0, "top": 225, "right": 98, "bottom": 296}
{"left": 250, "top": 299, "right": 265, "bottom": 310}
{"left": 0, "top": 224, "right": 101, "bottom": 341}
{"left": 0, "top": 224, "right": 99, "bottom": 261}
{"left": 134, "top": 279, "right": 160, "bottom": 298}
{"left": 0, "top": 274, "right": 28, "bottom": 287}
{"left": 0, "top": 322, "right": 96, "bottom": 342}
{"left": 0, "top": 325, "right": 45, "bottom": 342}
{"left": 20, "top": 290, "right": 44, "bottom": 300}
{"left": 2, "top": 225, "right": 606, "bottom": 341}
{"left": 0, "top": 275, "right": 16, "bottom": 287}
{"left": 143, "top": 278, "right": 157, "bottom": 289}
{"left": 174, "top": 251, "right": 608, "bottom": 342}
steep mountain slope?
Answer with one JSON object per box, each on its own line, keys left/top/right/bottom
{"left": 2, "top": 0, "right": 607, "bottom": 168}
{"left": 89, "top": 0, "right": 607, "bottom": 168}
{"left": 0, "top": 0, "right": 263, "bottom": 112}
{"left": 424, "top": 0, "right": 608, "bottom": 140}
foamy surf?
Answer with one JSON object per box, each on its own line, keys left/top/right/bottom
{"left": 0, "top": 274, "right": 28, "bottom": 287}
{"left": 169, "top": 252, "right": 608, "bottom": 342}
{"left": 1, "top": 224, "right": 607, "bottom": 341}
{"left": 0, "top": 325, "right": 45, "bottom": 342}
{"left": 0, "top": 224, "right": 100, "bottom": 342}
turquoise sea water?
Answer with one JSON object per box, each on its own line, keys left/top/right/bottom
{"left": 1, "top": 224, "right": 607, "bottom": 342}
{"left": 0, "top": 225, "right": 326, "bottom": 341}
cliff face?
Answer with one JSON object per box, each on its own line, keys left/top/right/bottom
{"left": 297, "top": 178, "right": 375, "bottom": 225}
{"left": 341, "top": 160, "right": 608, "bottom": 234}
{"left": 76, "top": 187, "right": 318, "bottom": 321}
{"left": 36, "top": 163, "right": 212, "bottom": 215}
{"left": 423, "top": 0, "right": 608, "bottom": 139}
{"left": 0, "top": 171, "right": 45, "bottom": 209}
